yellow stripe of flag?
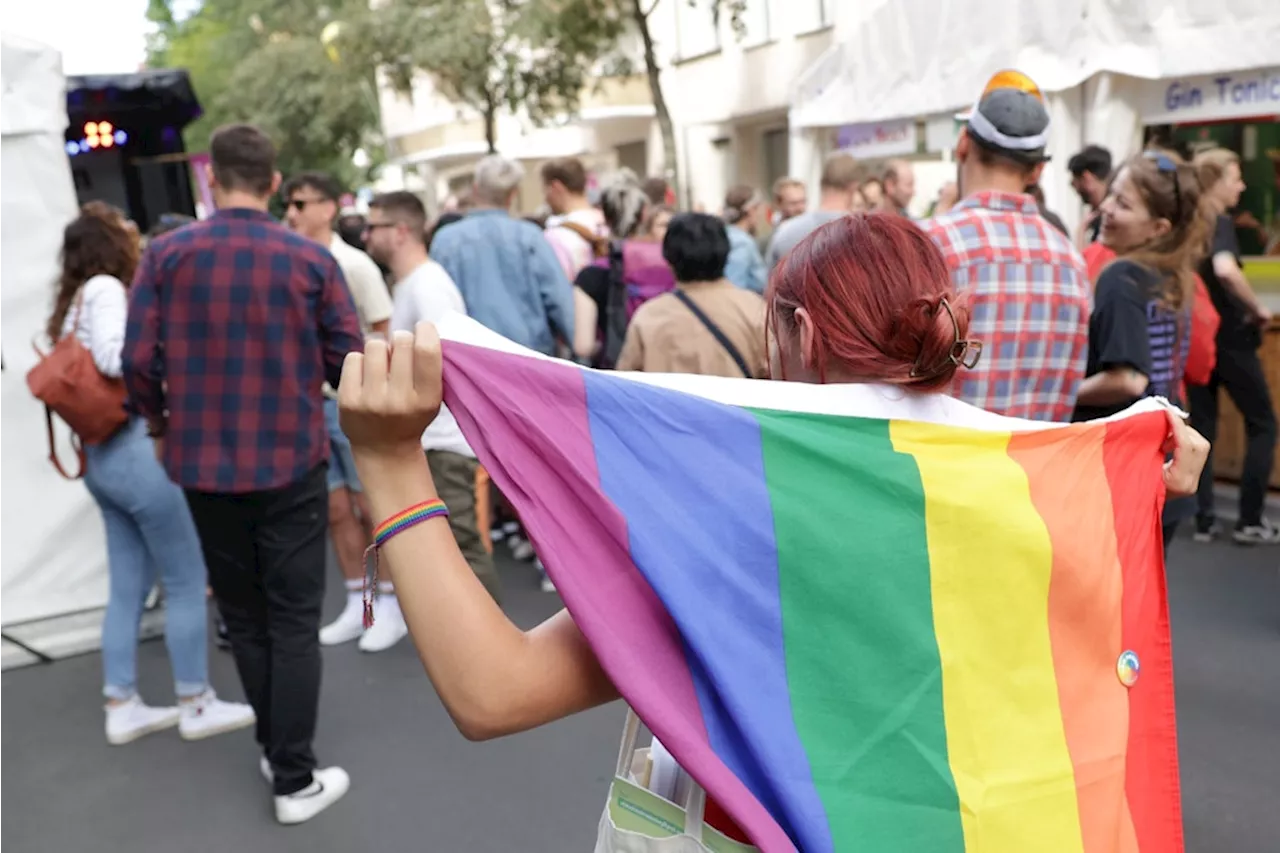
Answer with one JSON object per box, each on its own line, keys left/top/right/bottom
{"left": 890, "top": 421, "right": 1085, "bottom": 853}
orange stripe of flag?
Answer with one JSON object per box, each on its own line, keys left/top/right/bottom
{"left": 1008, "top": 424, "right": 1139, "bottom": 853}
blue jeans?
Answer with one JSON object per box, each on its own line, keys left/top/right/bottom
{"left": 84, "top": 418, "right": 209, "bottom": 700}
{"left": 324, "top": 397, "right": 362, "bottom": 493}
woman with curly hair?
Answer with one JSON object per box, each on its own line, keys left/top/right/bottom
{"left": 48, "top": 204, "right": 254, "bottom": 746}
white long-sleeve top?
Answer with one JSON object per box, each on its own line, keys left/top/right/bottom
{"left": 59, "top": 274, "right": 128, "bottom": 378}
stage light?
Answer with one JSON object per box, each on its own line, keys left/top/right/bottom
{"left": 79, "top": 140, "right": 90, "bottom": 153}
{"left": 83, "top": 121, "right": 96, "bottom": 135}
{"left": 101, "top": 134, "right": 114, "bottom": 148}
{"left": 66, "top": 141, "right": 79, "bottom": 156}
{"left": 87, "top": 135, "right": 100, "bottom": 149}
{"left": 114, "top": 130, "right": 127, "bottom": 145}
{"left": 99, "top": 121, "right": 113, "bottom": 135}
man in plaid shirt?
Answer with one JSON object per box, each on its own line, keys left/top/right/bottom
{"left": 924, "top": 71, "right": 1090, "bottom": 422}
{"left": 123, "top": 124, "right": 361, "bottom": 824}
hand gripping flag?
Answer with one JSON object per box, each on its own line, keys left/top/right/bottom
{"left": 436, "top": 315, "right": 1183, "bottom": 853}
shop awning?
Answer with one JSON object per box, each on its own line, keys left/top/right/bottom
{"left": 790, "top": 0, "right": 1280, "bottom": 130}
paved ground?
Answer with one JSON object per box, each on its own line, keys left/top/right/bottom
{"left": 3, "top": 538, "right": 1277, "bottom": 852}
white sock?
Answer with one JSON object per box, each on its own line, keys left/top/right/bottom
{"left": 344, "top": 580, "right": 362, "bottom": 613}
{"left": 377, "top": 582, "right": 401, "bottom": 618}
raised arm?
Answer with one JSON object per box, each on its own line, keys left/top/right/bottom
{"left": 338, "top": 326, "right": 618, "bottom": 740}
{"left": 122, "top": 247, "right": 167, "bottom": 434}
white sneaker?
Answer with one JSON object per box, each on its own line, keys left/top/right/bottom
{"left": 357, "top": 598, "right": 408, "bottom": 653}
{"left": 508, "top": 535, "right": 535, "bottom": 561}
{"left": 319, "top": 600, "right": 365, "bottom": 646}
{"left": 1233, "top": 519, "right": 1280, "bottom": 546}
{"left": 274, "top": 767, "right": 351, "bottom": 825}
{"left": 260, "top": 756, "right": 273, "bottom": 784}
{"left": 178, "top": 689, "right": 256, "bottom": 741}
{"left": 534, "top": 558, "right": 557, "bottom": 593}
{"left": 105, "top": 696, "right": 180, "bottom": 745}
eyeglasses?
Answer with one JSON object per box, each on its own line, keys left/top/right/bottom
{"left": 1143, "top": 151, "right": 1182, "bottom": 221}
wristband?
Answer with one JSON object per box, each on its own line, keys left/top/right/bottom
{"left": 363, "top": 499, "right": 449, "bottom": 628}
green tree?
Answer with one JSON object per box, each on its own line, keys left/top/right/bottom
{"left": 145, "top": 0, "right": 381, "bottom": 185}
{"left": 339, "top": 0, "right": 741, "bottom": 195}
{"left": 338, "top": 0, "right": 627, "bottom": 155}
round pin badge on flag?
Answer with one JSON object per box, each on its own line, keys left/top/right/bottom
{"left": 1116, "top": 650, "right": 1141, "bottom": 687}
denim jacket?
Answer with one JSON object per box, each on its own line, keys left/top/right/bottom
{"left": 430, "top": 209, "right": 575, "bottom": 354}
{"left": 723, "top": 224, "right": 767, "bottom": 294}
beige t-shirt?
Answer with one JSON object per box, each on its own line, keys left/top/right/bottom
{"left": 329, "top": 233, "right": 392, "bottom": 334}
{"left": 325, "top": 233, "right": 393, "bottom": 398}
{"left": 616, "top": 281, "right": 767, "bottom": 378}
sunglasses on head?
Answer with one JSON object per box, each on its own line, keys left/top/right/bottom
{"left": 1142, "top": 151, "right": 1182, "bottom": 221}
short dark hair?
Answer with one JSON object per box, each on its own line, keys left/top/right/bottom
{"left": 540, "top": 157, "right": 588, "bottom": 194}
{"left": 209, "top": 124, "right": 276, "bottom": 196}
{"left": 370, "top": 191, "right": 428, "bottom": 245}
{"left": 820, "top": 153, "right": 860, "bottom": 192}
{"left": 641, "top": 176, "right": 669, "bottom": 206}
{"left": 1067, "top": 145, "right": 1112, "bottom": 179}
{"left": 282, "top": 171, "right": 343, "bottom": 203}
{"left": 662, "top": 212, "right": 730, "bottom": 283}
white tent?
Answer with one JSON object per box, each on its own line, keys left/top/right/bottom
{"left": 788, "top": 0, "right": 1280, "bottom": 232}
{"left": 2, "top": 34, "right": 110, "bottom": 659}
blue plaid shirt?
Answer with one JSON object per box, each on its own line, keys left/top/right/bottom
{"left": 123, "top": 208, "right": 362, "bottom": 493}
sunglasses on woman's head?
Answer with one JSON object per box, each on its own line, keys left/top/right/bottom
{"left": 1142, "top": 151, "right": 1182, "bottom": 221}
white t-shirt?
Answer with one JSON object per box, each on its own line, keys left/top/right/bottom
{"left": 60, "top": 274, "right": 127, "bottom": 377}
{"left": 391, "top": 260, "right": 474, "bottom": 458}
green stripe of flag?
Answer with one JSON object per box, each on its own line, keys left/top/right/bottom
{"left": 754, "top": 410, "right": 966, "bottom": 851}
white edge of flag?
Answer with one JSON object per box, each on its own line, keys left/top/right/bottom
{"left": 435, "top": 312, "right": 1175, "bottom": 434}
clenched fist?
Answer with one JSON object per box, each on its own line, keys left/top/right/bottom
{"left": 1162, "top": 408, "right": 1210, "bottom": 499}
{"left": 338, "top": 324, "right": 443, "bottom": 458}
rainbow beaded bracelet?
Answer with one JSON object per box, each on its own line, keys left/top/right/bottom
{"left": 363, "top": 499, "right": 449, "bottom": 628}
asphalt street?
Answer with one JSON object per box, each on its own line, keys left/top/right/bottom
{"left": 2, "top": 537, "right": 1277, "bottom": 852}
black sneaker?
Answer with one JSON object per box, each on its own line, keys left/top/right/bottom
{"left": 1233, "top": 518, "right": 1280, "bottom": 546}
{"left": 1192, "top": 519, "right": 1219, "bottom": 543}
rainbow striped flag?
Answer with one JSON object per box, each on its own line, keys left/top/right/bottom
{"left": 437, "top": 316, "right": 1183, "bottom": 853}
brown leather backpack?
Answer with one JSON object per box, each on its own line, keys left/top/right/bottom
{"left": 26, "top": 291, "right": 129, "bottom": 479}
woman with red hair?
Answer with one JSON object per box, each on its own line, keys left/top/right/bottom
{"left": 334, "top": 213, "right": 1208, "bottom": 838}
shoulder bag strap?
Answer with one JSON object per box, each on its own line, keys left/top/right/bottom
{"left": 672, "top": 289, "right": 752, "bottom": 378}
{"left": 45, "top": 406, "right": 86, "bottom": 480}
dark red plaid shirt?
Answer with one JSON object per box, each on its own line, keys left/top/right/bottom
{"left": 123, "top": 208, "right": 362, "bottom": 493}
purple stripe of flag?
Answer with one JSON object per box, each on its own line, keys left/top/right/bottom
{"left": 442, "top": 342, "right": 795, "bottom": 851}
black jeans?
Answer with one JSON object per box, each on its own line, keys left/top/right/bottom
{"left": 1187, "top": 342, "right": 1278, "bottom": 528}
{"left": 184, "top": 464, "right": 328, "bottom": 796}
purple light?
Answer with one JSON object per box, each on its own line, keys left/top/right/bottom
{"left": 65, "top": 141, "right": 80, "bottom": 156}
{"left": 78, "top": 139, "right": 90, "bottom": 153}
{"left": 114, "top": 129, "right": 127, "bottom": 145}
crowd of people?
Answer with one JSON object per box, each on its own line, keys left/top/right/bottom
{"left": 37, "top": 67, "right": 1270, "bottom": 834}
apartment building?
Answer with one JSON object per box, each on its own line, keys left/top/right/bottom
{"left": 375, "top": 0, "right": 832, "bottom": 214}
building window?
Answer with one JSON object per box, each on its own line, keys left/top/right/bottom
{"left": 676, "top": 0, "right": 720, "bottom": 59}
{"left": 741, "top": 0, "right": 770, "bottom": 47}
{"left": 785, "top": 0, "right": 830, "bottom": 34}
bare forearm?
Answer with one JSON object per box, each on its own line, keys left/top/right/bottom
{"left": 1220, "top": 265, "right": 1263, "bottom": 313}
{"left": 354, "top": 449, "right": 616, "bottom": 739}
{"left": 1077, "top": 367, "right": 1148, "bottom": 407}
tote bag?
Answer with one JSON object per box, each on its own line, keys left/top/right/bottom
{"left": 594, "top": 709, "right": 759, "bottom": 853}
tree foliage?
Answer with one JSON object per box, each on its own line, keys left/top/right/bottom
{"left": 145, "top": 0, "right": 380, "bottom": 184}
{"left": 337, "top": 0, "right": 629, "bottom": 154}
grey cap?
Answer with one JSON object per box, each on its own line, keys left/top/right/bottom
{"left": 966, "top": 88, "right": 1052, "bottom": 164}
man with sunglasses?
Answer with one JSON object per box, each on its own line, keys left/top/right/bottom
{"left": 924, "top": 70, "right": 1091, "bottom": 423}
{"left": 283, "top": 172, "right": 396, "bottom": 650}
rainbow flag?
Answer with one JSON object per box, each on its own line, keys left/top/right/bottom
{"left": 437, "top": 316, "right": 1183, "bottom": 853}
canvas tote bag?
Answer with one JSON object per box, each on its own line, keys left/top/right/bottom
{"left": 594, "top": 709, "right": 758, "bottom": 853}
